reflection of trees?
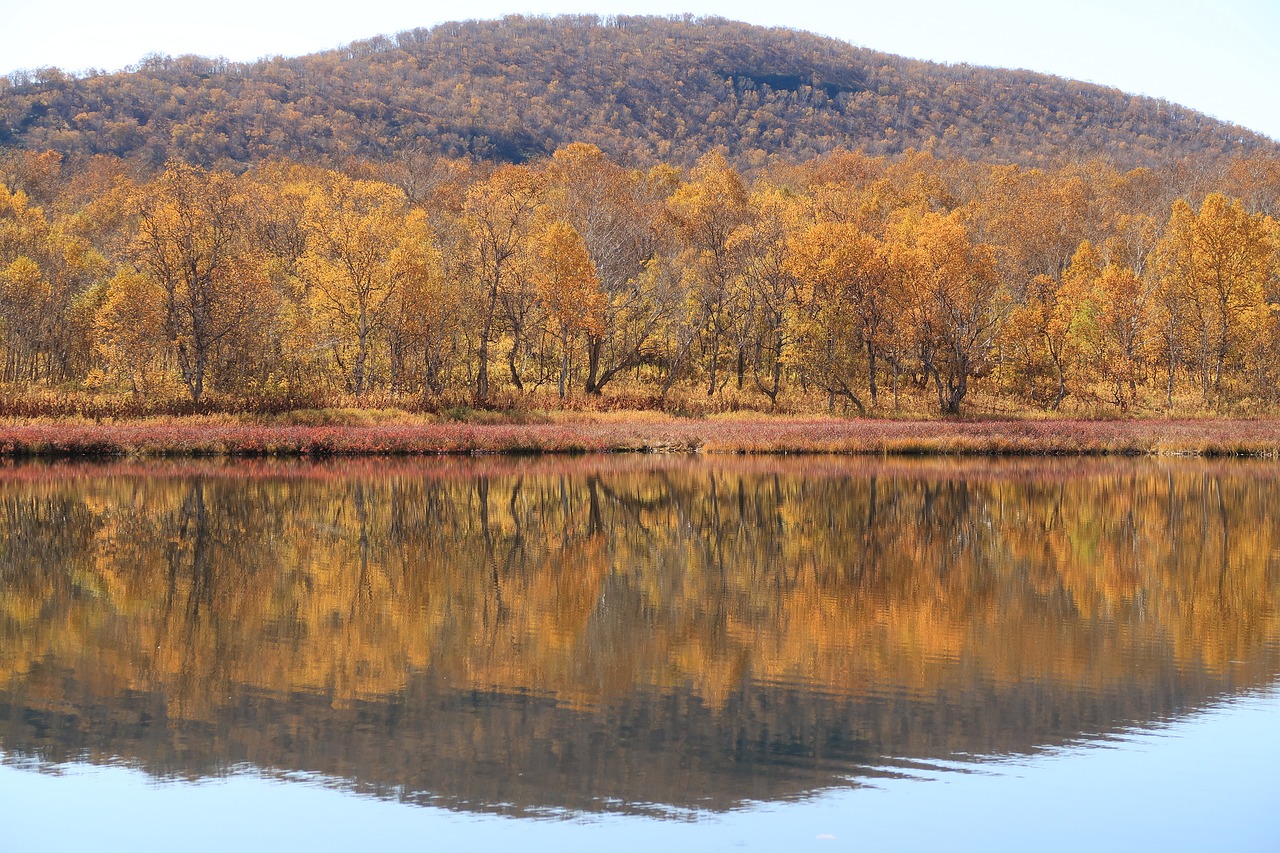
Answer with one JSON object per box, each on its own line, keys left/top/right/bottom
{"left": 0, "top": 457, "right": 1278, "bottom": 815}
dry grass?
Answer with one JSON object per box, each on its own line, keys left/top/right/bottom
{"left": 0, "top": 415, "right": 1279, "bottom": 458}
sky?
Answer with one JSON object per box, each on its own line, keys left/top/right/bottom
{"left": 2, "top": 0, "right": 1278, "bottom": 141}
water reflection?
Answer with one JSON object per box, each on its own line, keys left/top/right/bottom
{"left": 1, "top": 456, "right": 1277, "bottom": 816}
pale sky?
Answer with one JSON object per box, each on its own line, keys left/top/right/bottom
{"left": 2, "top": 0, "right": 1278, "bottom": 141}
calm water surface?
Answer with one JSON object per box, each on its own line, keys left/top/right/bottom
{"left": 1, "top": 455, "right": 1278, "bottom": 850}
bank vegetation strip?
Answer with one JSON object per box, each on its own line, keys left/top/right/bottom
{"left": 2, "top": 416, "right": 1279, "bottom": 458}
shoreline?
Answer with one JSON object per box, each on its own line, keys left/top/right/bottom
{"left": 2, "top": 416, "right": 1280, "bottom": 459}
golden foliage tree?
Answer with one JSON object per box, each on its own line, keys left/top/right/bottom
{"left": 464, "top": 164, "right": 545, "bottom": 401}
{"left": 546, "top": 143, "right": 667, "bottom": 396}
{"left": 0, "top": 183, "right": 105, "bottom": 384}
{"left": 125, "top": 164, "right": 269, "bottom": 403}
{"left": 667, "top": 152, "right": 753, "bottom": 396}
{"left": 1156, "top": 193, "right": 1275, "bottom": 405}
{"left": 298, "top": 174, "right": 434, "bottom": 395}
{"left": 533, "top": 221, "right": 604, "bottom": 398}
{"left": 786, "top": 221, "right": 896, "bottom": 412}
{"left": 891, "top": 210, "right": 1005, "bottom": 414}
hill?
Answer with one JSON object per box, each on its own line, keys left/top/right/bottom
{"left": 1, "top": 14, "right": 1274, "bottom": 169}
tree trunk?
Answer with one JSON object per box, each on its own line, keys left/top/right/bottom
{"left": 507, "top": 336, "right": 524, "bottom": 393}
{"left": 705, "top": 328, "right": 719, "bottom": 397}
{"left": 584, "top": 336, "right": 603, "bottom": 395}
{"left": 558, "top": 344, "right": 570, "bottom": 399}
{"left": 1048, "top": 336, "right": 1067, "bottom": 411}
{"left": 475, "top": 279, "right": 499, "bottom": 402}
{"left": 353, "top": 332, "right": 368, "bottom": 396}
{"left": 892, "top": 361, "right": 901, "bottom": 412}
{"left": 866, "top": 338, "right": 878, "bottom": 407}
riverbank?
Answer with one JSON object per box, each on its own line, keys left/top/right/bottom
{"left": 2, "top": 415, "right": 1279, "bottom": 458}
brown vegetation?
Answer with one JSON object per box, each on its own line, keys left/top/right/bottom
{"left": 0, "top": 145, "right": 1277, "bottom": 420}
{"left": 1, "top": 414, "right": 1279, "bottom": 458}
{"left": 3, "top": 16, "right": 1272, "bottom": 170}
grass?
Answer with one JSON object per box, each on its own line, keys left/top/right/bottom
{"left": 1, "top": 414, "right": 1279, "bottom": 458}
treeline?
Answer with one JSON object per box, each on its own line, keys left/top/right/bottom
{"left": 1, "top": 144, "right": 1279, "bottom": 415}
{"left": 1, "top": 15, "right": 1273, "bottom": 171}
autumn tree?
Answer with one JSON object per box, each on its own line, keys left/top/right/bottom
{"left": 546, "top": 143, "right": 669, "bottom": 396}
{"left": 1156, "top": 193, "right": 1274, "bottom": 404}
{"left": 786, "top": 221, "right": 897, "bottom": 412}
{"left": 892, "top": 210, "right": 1005, "bottom": 415}
{"left": 997, "top": 272, "right": 1078, "bottom": 409}
{"left": 124, "top": 164, "right": 268, "bottom": 403}
{"left": 94, "top": 268, "right": 170, "bottom": 395}
{"left": 464, "top": 164, "right": 545, "bottom": 402}
{"left": 667, "top": 152, "right": 753, "bottom": 396}
{"left": 334, "top": 155, "right": 474, "bottom": 401}
{"left": 728, "top": 186, "right": 801, "bottom": 405}
{"left": 532, "top": 221, "right": 604, "bottom": 398}
{"left": 973, "top": 164, "right": 1093, "bottom": 280}
{"left": 1062, "top": 217, "right": 1162, "bottom": 410}
{"left": 0, "top": 184, "right": 106, "bottom": 385}
{"left": 299, "top": 174, "right": 434, "bottom": 395}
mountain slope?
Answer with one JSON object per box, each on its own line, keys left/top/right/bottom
{"left": 1, "top": 14, "right": 1274, "bottom": 168}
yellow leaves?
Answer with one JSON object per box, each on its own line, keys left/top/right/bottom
{"left": 0, "top": 176, "right": 109, "bottom": 386}
{"left": 667, "top": 151, "right": 751, "bottom": 252}
{"left": 297, "top": 174, "right": 438, "bottom": 394}
{"left": 0, "top": 184, "right": 33, "bottom": 221}
{"left": 1159, "top": 193, "right": 1272, "bottom": 297}
{"left": 886, "top": 208, "right": 1000, "bottom": 326}
{"left": 462, "top": 164, "right": 545, "bottom": 289}
{"left": 6, "top": 140, "right": 1280, "bottom": 411}
{"left": 786, "top": 221, "right": 879, "bottom": 302}
{"left": 93, "top": 268, "right": 168, "bottom": 393}
{"left": 465, "top": 163, "right": 546, "bottom": 229}
{"left": 534, "top": 221, "right": 605, "bottom": 338}
{"left": 0, "top": 255, "right": 50, "bottom": 304}
{"left": 550, "top": 141, "right": 610, "bottom": 180}
{"left": 298, "top": 175, "right": 413, "bottom": 305}
{"left": 119, "top": 163, "right": 286, "bottom": 400}
{"left": 1155, "top": 192, "right": 1276, "bottom": 401}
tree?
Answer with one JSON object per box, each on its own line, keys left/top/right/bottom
{"left": 1156, "top": 193, "right": 1273, "bottom": 404}
{"left": 1066, "top": 219, "right": 1161, "bottom": 410}
{"left": 0, "top": 184, "right": 106, "bottom": 385}
{"left": 786, "top": 221, "right": 896, "bottom": 413}
{"left": 299, "top": 174, "right": 432, "bottom": 396}
{"left": 892, "top": 210, "right": 1005, "bottom": 415}
{"left": 126, "top": 164, "right": 266, "bottom": 403}
{"left": 94, "top": 268, "right": 170, "bottom": 395}
{"left": 998, "top": 272, "right": 1079, "bottom": 409}
{"left": 533, "top": 221, "right": 604, "bottom": 398}
{"left": 546, "top": 143, "right": 667, "bottom": 396}
{"left": 667, "top": 152, "right": 752, "bottom": 396}
{"left": 463, "top": 164, "right": 545, "bottom": 402}
{"left": 390, "top": 242, "right": 460, "bottom": 402}
{"left": 727, "top": 186, "right": 801, "bottom": 406}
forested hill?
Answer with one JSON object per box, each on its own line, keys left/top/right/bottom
{"left": 1, "top": 14, "right": 1274, "bottom": 169}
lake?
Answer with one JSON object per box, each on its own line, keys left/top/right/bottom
{"left": 1, "top": 455, "right": 1277, "bottom": 850}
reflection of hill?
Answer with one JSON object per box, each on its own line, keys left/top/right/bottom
{"left": 1, "top": 457, "right": 1278, "bottom": 815}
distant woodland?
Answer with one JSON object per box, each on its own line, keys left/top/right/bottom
{"left": 1, "top": 15, "right": 1279, "bottom": 417}
{"left": 3, "top": 16, "right": 1272, "bottom": 169}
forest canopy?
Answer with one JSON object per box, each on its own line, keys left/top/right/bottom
{"left": 1, "top": 143, "right": 1278, "bottom": 416}
{"left": 1, "top": 15, "right": 1275, "bottom": 171}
